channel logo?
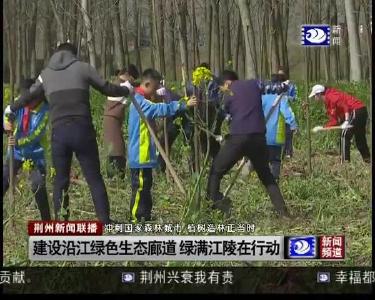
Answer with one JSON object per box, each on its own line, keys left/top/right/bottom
{"left": 301, "top": 25, "right": 330, "bottom": 46}
{"left": 317, "top": 272, "right": 331, "bottom": 283}
{"left": 122, "top": 272, "right": 135, "bottom": 283}
{"left": 285, "top": 236, "right": 317, "bottom": 259}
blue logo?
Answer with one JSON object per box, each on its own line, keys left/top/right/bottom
{"left": 287, "top": 236, "right": 317, "bottom": 258}
{"left": 122, "top": 272, "right": 135, "bottom": 283}
{"left": 317, "top": 272, "right": 331, "bottom": 283}
{"left": 301, "top": 25, "right": 330, "bottom": 46}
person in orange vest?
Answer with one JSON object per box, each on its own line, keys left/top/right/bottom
{"left": 309, "top": 84, "right": 370, "bottom": 163}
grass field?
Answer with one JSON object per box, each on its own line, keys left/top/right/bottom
{"left": 2, "top": 81, "right": 372, "bottom": 267}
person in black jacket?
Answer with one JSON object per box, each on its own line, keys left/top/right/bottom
{"left": 207, "top": 70, "right": 290, "bottom": 218}
{"left": 4, "top": 43, "right": 132, "bottom": 224}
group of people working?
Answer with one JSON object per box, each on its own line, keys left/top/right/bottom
{"left": 3, "top": 42, "right": 371, "bottom": 223}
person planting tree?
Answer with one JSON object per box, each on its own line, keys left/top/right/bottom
{"left": 309, "top": 84, "right": 370, "bottom": 164}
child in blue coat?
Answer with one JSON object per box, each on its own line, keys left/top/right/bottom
{"left": 3, "top": 79, "right": 51, "bottom": 220}
{"left": 277, "top": 69, "right": 298, "bottom": 158}
{"left": 262, "top": 90, "right": 298, "bottom": 181}
{"left": 127, "top": 69, "right": 197, "bottom": 222}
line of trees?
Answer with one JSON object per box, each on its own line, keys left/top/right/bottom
{"left": 3, "top": 0, "right": 372, "bottom": 86}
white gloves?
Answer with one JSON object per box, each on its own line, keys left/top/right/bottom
{"left": 122, "top": 81, "right": 134, "bottom": 95}
{"left": 341, "top": 120, "right": 350, "bottom": 129}
{"left": 4, "top": 105, "right": 12, "bottom": 115}
{"left": 224, "top": 114, "right": 232, "bottom": 122}
{"left": 215, "top": 135, "right": 223, "bottom": 143}
{"left": 312, "top": 126, "right": 323, "bottom": 133}
{"left": 156, "top": 87, "right": 167, "bottom": 97}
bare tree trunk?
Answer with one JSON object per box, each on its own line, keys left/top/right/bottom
{"left": 270, "top": 0, "right": 280, "bottom": 72}
{"left": 159, "top": 0, "right": 166, "bottom": 75}
{"left": 134, "top": 0, "right": 142, "bottom": 73}
{"left": 354, "top": 0, "right": 361, "bottom": 26}
{"left": 281, "top": 0, "right": 289, "bottom": 72}
{"left": 211, "top": 0, "right": 220, "bottom": 75}
{"left": 205, "top": 1, "right": 212, "bottom": 66}
{"left": 4, "top": 0, "right": 16, "bottom": 92}
{"left": 149, "top": 5, "right": 156, "bottom": 69}
{"left": 69, "top": 0, "right": 78, "bottom": 44}
{"left": 237, "top": 0, "right": 256, "bottom": 78}
{"left": 276, "top": 0, "right": 286, "bottom": 68}
{"left": 362, "top": 0, "right": 371, "bottom": 82}
{"left": 4, "top": 0, "right": 16, "bottom": 228}
{"left": 192, "top": 0, "right": 200, "bottom": 66}
{"left": 21, "top": 0, "right": 28, "bottom": 78}
{"left": 81, "top": 0, "right": 96, "bottom": 67}
{"left": 233, "top": 14, "right": 241, "bottom": 73}
{"left": 342, "top": 17, "right": 351, "bottom": 81}
{"left": 106, "top": 15, "right": 112, "bottom": 78}
{"left": 119, "top": 0, "right": 130, "bottom": 67}
{"left": 223, "top": 0, "right": 231, "bottom": 68}
{"left": 50, "top": 0, "right": 65, "bottom": 42}
{"left": 240, "top": 26, "right": 246, "bottom": 78}
{"left": 44, "top": 3, "right": 53, "bottom": 65}
{"left": 16, "top": 0, "right": 22, "bottom": 87}
{"left": 111, "top": 0, "right": 125, "bottom": 70}
{"left": 28, "top": 1, "right": 38, "bottom": 78}
{"left": 261, "top": 1, "right": 270, "bottom": 79}
{"left": 100, "top": 14, "right": 107, "bottom": 78}
{"left": 324, "top": 0, "right": 331, "bottom": 81}
{"left": 331, "top": 0, "right": 340, "bottom": 80}
{"left": 345, "top": 0, "right": 362, "bottom": 81}
{"left": 166, "top": 0, "right": 177, "bottom": 80}
{"left": 175, "top": 0, "right": 189, "bottom": 79}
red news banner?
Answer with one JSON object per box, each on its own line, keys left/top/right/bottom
{"left": 28, "top": 221, "right": 103, "bottom": 236}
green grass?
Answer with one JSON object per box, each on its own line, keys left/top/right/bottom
{"left": 2, "top": 81, "right": 372, "bottom": 267}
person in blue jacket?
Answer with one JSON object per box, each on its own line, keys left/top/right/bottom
{"left": 262, "top": 86, "right": 298, "bottom": 181}
{"left": 127, "top": 69, "right": 197, "bottom": 222}
{"left": 3, "top": 78, "right": 51, "bottom": 220}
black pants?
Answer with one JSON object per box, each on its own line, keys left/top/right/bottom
{"left": 208, "top": 133, "right": 277, "bottom": 202}
{"left": 340, "top": 107, "right": 370, "bottom": 162}
{"left": 158, "top": 112, "right": 193, "bottom": 173}
{"left": 51, "top": 118, "right": 110, "bottom": 223}
{"left": 196, "top": 111, "right": 224, "bottom": 162}
{"left": 3, "top": 159, "right": 51, "bottom": 220}
{"left": 268, "top": 145, "right": 282, "bottom": 180}
{"left": 130, "top": 168, "right": 153, "bottom": 222}
{"left": 158, "top": 106, "right": 224, "bottom": 173}
{"left": 107, "top": 156, "right": 126, "bottom": 179}
{"left": 283, "top": 124, "right": 294, "bottom": 157}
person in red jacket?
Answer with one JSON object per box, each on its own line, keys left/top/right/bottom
{"left": 309, "top": 84, "right": 370, "bottom": 163}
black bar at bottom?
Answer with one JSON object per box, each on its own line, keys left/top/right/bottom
{"left": 1, "top": 267, "right": 373, "bottom": 294}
